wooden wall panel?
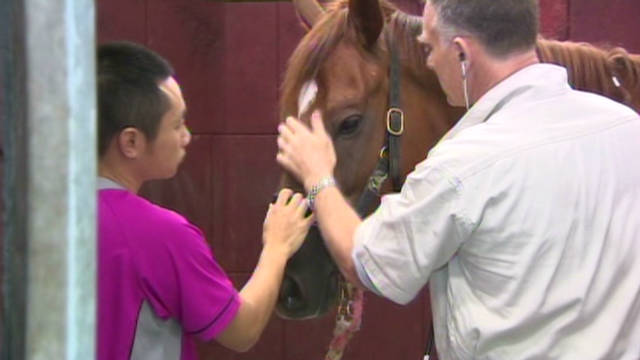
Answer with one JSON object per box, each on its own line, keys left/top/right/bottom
{"left": 539, "top": 0, "right": 569, "bottom": 40}
{"left": 96, "top": 0, "right": 146, "bottom": 43}
{"left": 277, "top": 1, "right": 307, "bottom": 115}
{"left": 210, "top": 135, "right": 281, "bottom": 273}
{"left": 221, "top": 3, "right": 280, "bottom": 134}
{"left": 139, "top": 136, "right": 214, "bottom": 238}
{"left": 569, "top": 0, "right": 640, "bottom": 53}
{"left": 147, "top": 0, "right": 225, "bottom": 135}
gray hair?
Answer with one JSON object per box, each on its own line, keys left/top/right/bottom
{"left": 428, "top": 0, "right": 539, "bottom": 58}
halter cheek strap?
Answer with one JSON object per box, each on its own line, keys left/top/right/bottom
{"left": 325, "top": 37, "right": 405, "bottom": 360}
{"left": 386, "top": 39, "right": 404, "bottom": 192}
{"left": 355, "top": 37, "right": 404, "bottom": 216}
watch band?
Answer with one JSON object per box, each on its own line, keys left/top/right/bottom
{"left": 307, "top": 175, "right": 336, "bottom": 211}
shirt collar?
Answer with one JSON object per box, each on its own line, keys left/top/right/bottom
{"left": 443, "top": 63, "right": 569, "bottom": 141}
{"left": 97, "top": 176, "right": 127, "bottom": 190}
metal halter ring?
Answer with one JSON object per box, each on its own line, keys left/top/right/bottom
{"left": 386, "top": 107, "right": 404, "bottom": 136}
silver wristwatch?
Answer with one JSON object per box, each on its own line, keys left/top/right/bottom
{"left": 306, "top": 175, "right": 336, "bottom": 211}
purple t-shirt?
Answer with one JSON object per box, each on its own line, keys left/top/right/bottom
{"left": 98, "top": 187, "right": 240, "bottom": 360}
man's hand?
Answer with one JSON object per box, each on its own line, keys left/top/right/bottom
{"left": 262, "top": 188, "right": 313, "bottom": 258}
{"left": 276, "top": 111, "right": 337, "bottom": 192}
{"left": 218, "top": 189, "right": 313, "bottom": 352}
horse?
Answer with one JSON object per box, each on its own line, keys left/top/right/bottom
{"left": 275, "top": 0, "right": 640, "bottom": 325}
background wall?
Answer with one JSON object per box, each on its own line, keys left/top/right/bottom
{"left": 1, "top": 0, "right": 639, "bottom": 358}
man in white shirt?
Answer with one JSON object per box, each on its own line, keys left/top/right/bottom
{"left": 276, "top": 0, "right": 640, "bottom": 358}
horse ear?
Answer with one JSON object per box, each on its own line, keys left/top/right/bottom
{"left": 293, "top": 0, "right": 325, "bottom": 30}
{"left": 348, "top": 0, "right": 384, "bottom": 49}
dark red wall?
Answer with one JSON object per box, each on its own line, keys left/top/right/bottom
{"left": 0, "top": 0, "right": 638, "bottom": 358}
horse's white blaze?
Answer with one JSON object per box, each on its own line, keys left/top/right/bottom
{"left": 298, "top": 79, "right": 318, "bottom": 118}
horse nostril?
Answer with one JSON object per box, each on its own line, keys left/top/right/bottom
{"left": 280, "top": 276, "right": 306, "bottom": 310}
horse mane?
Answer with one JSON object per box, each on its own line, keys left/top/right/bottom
{"left": 537, "top": 38, "right": 640, "bottom": 111}
{"left": 386, "top": 11, "right": 429, "bottom": 77}
{"left": 280, "top": 0, "right": 427, "bottom": 120}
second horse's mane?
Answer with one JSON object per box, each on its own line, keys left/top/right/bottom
{"left": 537, "top": 38, "right": 640, "bottom": 110}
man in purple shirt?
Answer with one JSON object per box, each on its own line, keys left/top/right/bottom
{"left": 97, "top": 41, "right": 312, "bottom": 359}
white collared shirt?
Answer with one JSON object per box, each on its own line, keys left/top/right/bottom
{"left": 353, "top": 64, "right": 640, "bottom": 359}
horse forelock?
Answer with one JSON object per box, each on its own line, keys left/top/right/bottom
{"left": 281, "top": 4, "right": 349, "bottom": 122}
{"left": 280, "top": 0, "right": 432, "bottom": 122}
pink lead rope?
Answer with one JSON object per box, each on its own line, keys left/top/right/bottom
{"left": 324, "top": 281, "right": 364, "bottom": 360}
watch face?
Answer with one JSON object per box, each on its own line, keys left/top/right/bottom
{"left": 307, "top": 193, "right": 316, "bottom": 211}
{"left": 307, "top": 176, "right": 336, "bottom": 211}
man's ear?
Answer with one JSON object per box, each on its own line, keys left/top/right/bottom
{"left": 117, "top": 127, "right": 145, "bottom": 159}
{"left": 453, "top": 36, "right": 470, "bottom": 64}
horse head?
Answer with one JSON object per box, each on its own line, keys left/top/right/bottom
{"left": 275, "top": 0, "right": 461, "bottom": 319}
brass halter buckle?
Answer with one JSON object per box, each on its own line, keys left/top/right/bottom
{"left": 386, "top": 107, "right": 404, "bottom": 136}
{"left": 379, "top": 146, "right": 389, "bottom": 159}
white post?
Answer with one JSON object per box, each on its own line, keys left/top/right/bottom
{"left": 1, "top": 0, "right": 96, "bottom": 358}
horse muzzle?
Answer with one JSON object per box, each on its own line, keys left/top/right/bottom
{"left": 276, "top": 224, "right": 340, "bottom": 319}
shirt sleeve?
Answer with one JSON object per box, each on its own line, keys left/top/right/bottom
{"left": 135, "top": 215, "right": 240, "bottom": 341}
{"left": 353, "top": 163, "right": 471, "bottom": 305}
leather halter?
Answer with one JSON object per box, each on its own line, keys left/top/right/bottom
{"left": 324, "top": 38, "right": 407, "bottom": 360}
{"left": 355, "top": 38, "right": 404, "bottom": 217}
{"left": 349, "top": 37, "right": 440, "bottom": 360}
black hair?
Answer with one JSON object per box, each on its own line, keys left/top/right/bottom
{"left": 97, "top": 41, "right": 174, "bottom": 156}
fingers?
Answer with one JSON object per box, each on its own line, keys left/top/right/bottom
{"left": 263, "top": 188, "right": 313, "bottom": 257}
{"left": 295, "top": 195, "right": 309, "bottom": 217}
{"left": 275, "top": 188, "right": 308, "bottom": 211}
{"left": 276, "top": 136, "right": 291, "bottom": 157}
{"left": 303, "top": 213, "right": 315, "bottom": 228}
{"left": 263, "top": 203, "right": 274, "bottom": 225}
{"left": 275, "top": 188, "right": 294, "bottom": 205}
{"left": 310, "top": 110, "right": 326, "bottom": 135}
{"left": 275, "top": 152, "right": 295, "bottom": 175}
{"left": 277, "top": 116, "right": 306, "bottom": 145}
{"left": 277, "top": 119, "right": 300, "bottom": 174}
{"left": 285, "top": 116, "right": 308, "bottom": 134}
{"left": 288, "top": 192, "right": 304, "bottom": 207}
{"left": 277, "top": 120, "right": 295, "bottom": 143}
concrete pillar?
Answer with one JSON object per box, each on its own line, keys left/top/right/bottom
{"left": 1, "top": 0, "right": 97, "bottom": 359}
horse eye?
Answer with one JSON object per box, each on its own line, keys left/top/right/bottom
{"left": 337, "top": 115, "right": 362, "bottom": 137}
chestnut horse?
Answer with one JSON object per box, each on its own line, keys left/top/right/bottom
{"left": 276, "top": 0, "right": 640, "bottom": 322}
